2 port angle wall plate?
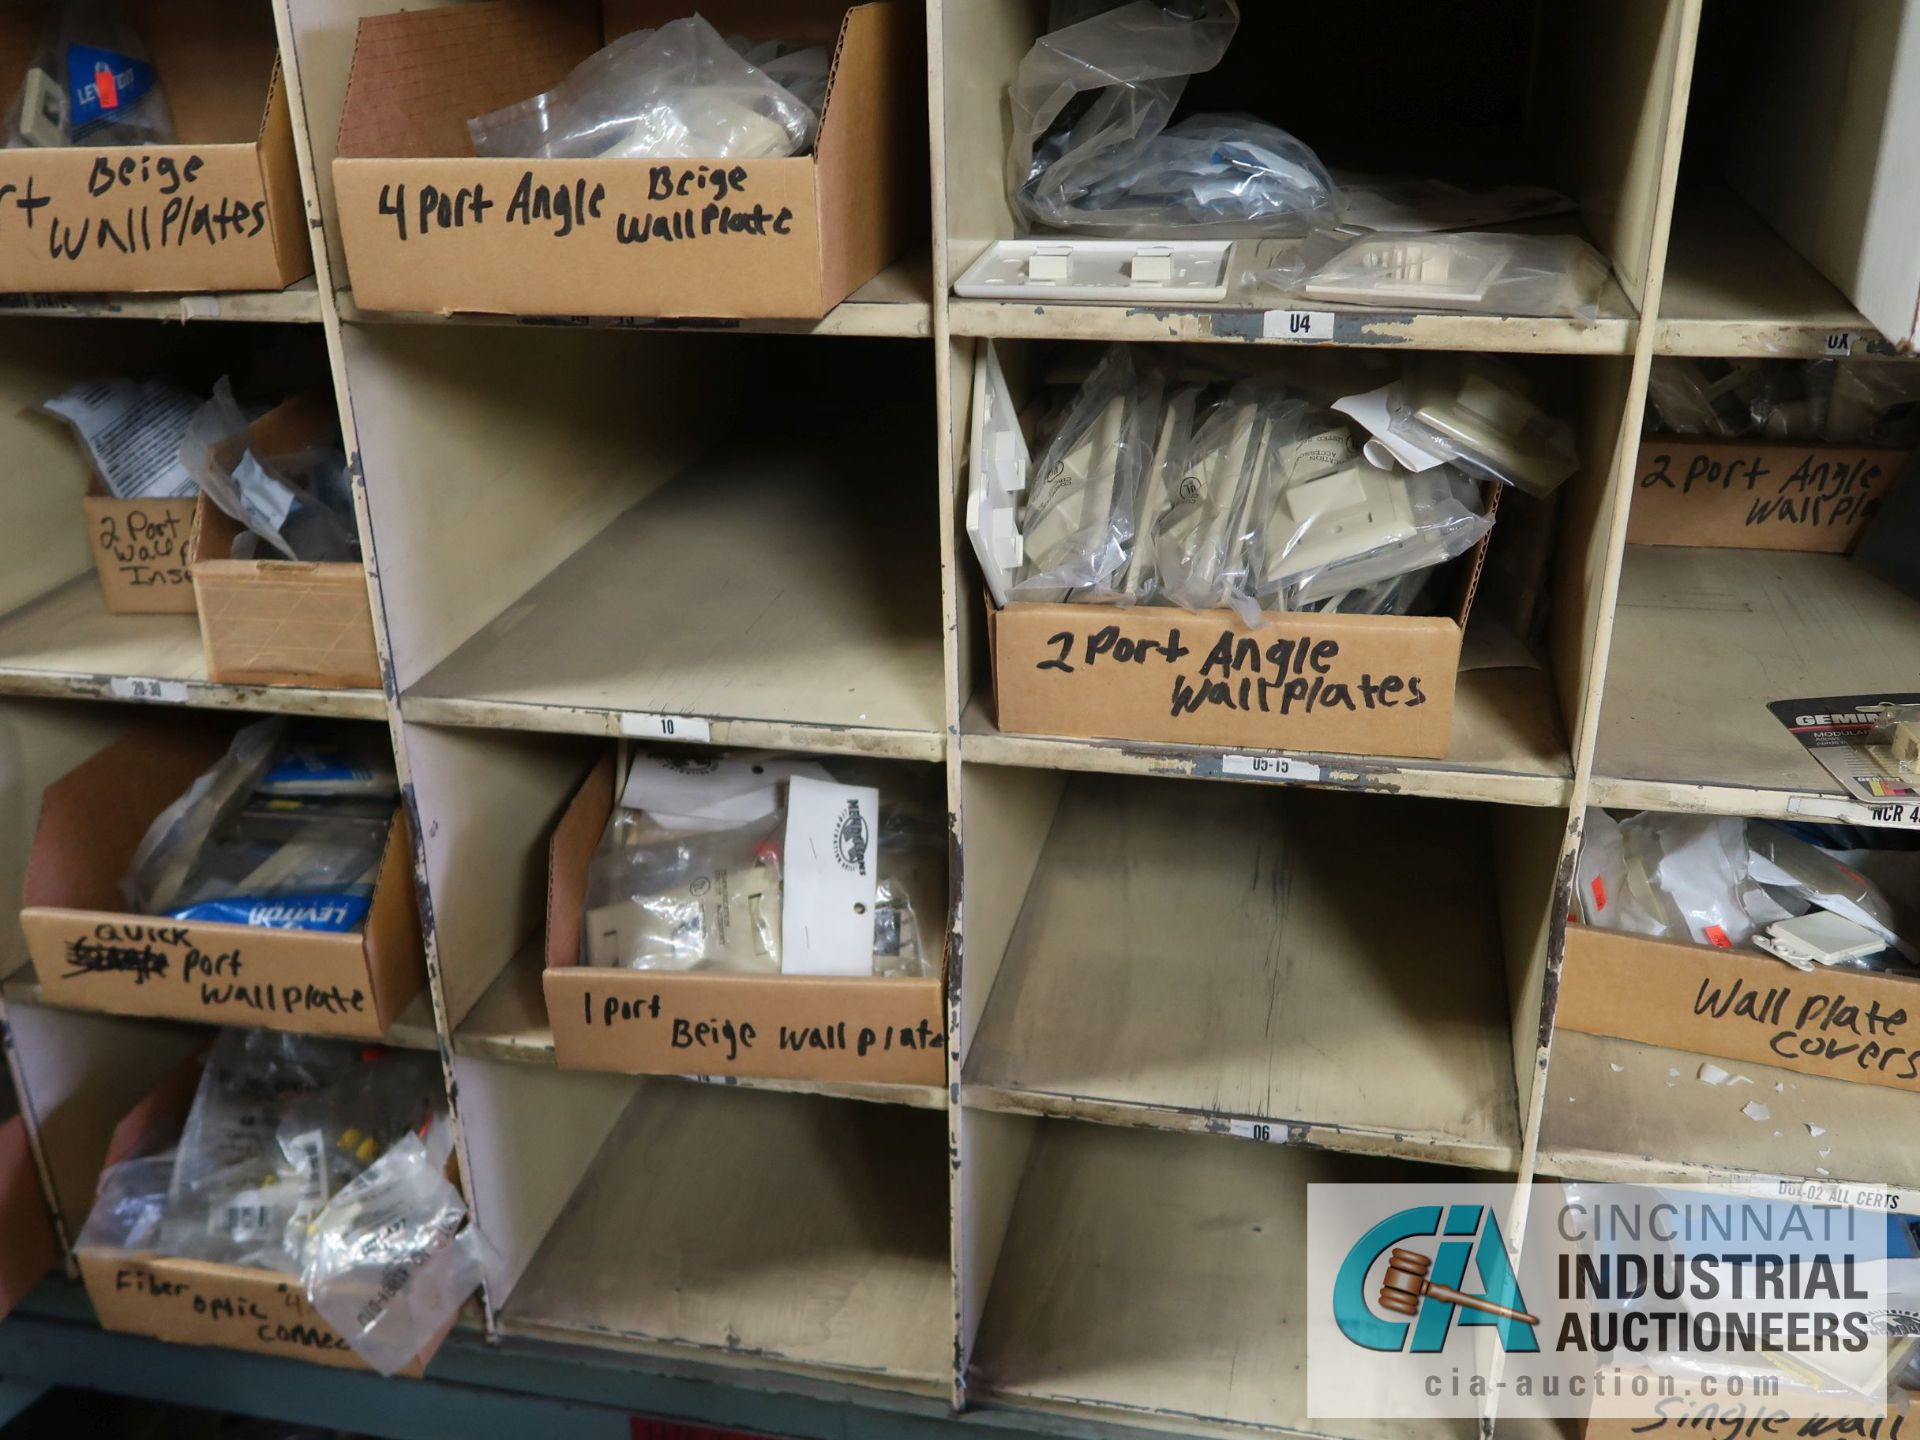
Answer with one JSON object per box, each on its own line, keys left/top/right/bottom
{"left": 955, "top": 239, "right": 1235, "bottom": 303}
{"left": 966, "top": 342, "right": 1029, "bottom": 607}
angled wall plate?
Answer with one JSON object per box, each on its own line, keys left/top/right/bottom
{"left": 966, "top": 342, "right": 1029, "bottom": 607}
{"left": 955, "top": 239, "right": 1235, "bottom": 304}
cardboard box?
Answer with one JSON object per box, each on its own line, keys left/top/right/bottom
{"left": 542, "top": 756, "right": 946, "bottom": 1085}
{"left": 82, "top": 490, "right": 198, "bottom": 614}
{"left": 1630, "top": 437, "right": 1910, "bottom": 552}
{"left": 185, "top": 394, "right": 380, "bottom": 691}
{"left": 0, "top": 1, "right": 312, "bottom": 294}
{"left": 1557, "top": 924, "right": 1920, "bottom": 1093}
{"left": 75, "top": 1059, "right": 446, "bottom": 1373}
{"left": 331, "top": 0, "right": 919, "bottom": 320}
{"left": 989, "top": 502, "right": 1494, "bottom": 761}
{"left": 0, "top": 1113, "right": 57, "bottom": 1324}
{"left": 20, "top": 723, "right": 426, "bottom": 1039}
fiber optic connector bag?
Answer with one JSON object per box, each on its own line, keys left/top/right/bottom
{"left": 1263, "top": 230, "right": 1609, "bottom": 321}
{"left": 1746, "top": 823, "right": 1915, "bottom": 964}
{"left": 160, "top": 1031, "right": 356, "bottom": 1267}
{"left": 1384, "top": 360, "right": 1578, "bottom": 498}
{"left": 180, "top": 380, "right": 358, "bottom": 564}
{"left": 161, "top": 794, "right": 391, "bottom": 933}
{"left": 1616, "top": 812, "right": 1795, "bottom": 949}
{"left": 583, "top": 813, "right": 784, "bottom": 973}
{"left": 78, "top": 1152, "right": 174, "bottom": 1253}
{"left": 123, "top": 718, "right": 286, "bottom": 914}
{"left": 1260, "top": 464, "right": 1493, "bottom": 611}
{"left": 467, "top": 15, "right": 817, "bottom": 162}
{"left": 303, "top": 1120, "right": 491, "bottom": 1376}
{"left": 1012, "top": 346, "right": 1162, "bottom": 601}
{"left": 1008, "top": 1, "right": 1334, "bottom": 238}
{"left": 5, "top": 0, "right": 173, "bottom": 148}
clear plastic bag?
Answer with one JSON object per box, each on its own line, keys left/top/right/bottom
{"left": 1263, "top": 229, "right": 1610, "bottom": 321}
{"left": 1747, "top": 825, "right": 1914, "bottom": 964}
{"left": 162, "top": 795, "right": 392, "bottom": 933}
{"left": 468, "top": 15, "right": 817, "bottom": 162}
{"left": 179, "top": 380, "right": 357, "bottom": 564}
{"left": 1645, "top": 358, "right": 1768, "bottom": 438}
{"left": 302, "top": 1121, "right": 492, "bottom": 1377}
{"left": 1576, "top": 809, "right": 1666, "bottom": 936}
{"left": 582, "top": 813, "right": 784, "bottom": 972}
{"left": 732, "top": 39, "right": 830, "bottom": 116}
{"left": 1007, "top": 1, "right": 1338, "bottom": 237}
{"left": 1013, "top": 345, "right": 1161, "bottom": 600}
{"left": 78, "top": 1153, "right": 175, "bottom": 1253}
{"left": 1260, "top": 463, "right": 1493, "bottom": 611}
{"left": 124, "top": 718, "right": 285, "bottom": 914}
{"left": 1148, "top": 383, "right": 1271, "bottom": 618}
{"left": 1616, "top": 813, "right": 1792, "bottom": 950}
{"left": 1356, "top": 359, "right": 1578, "bottom": 498}
{"left": 5, "top": 0, "right": 173, "bottom": 148}
{"left": 1826, "top": 361, "right": 1920, "bottom": 447}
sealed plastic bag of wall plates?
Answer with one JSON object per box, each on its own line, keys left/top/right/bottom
{"left": 5, "top": 0, "right": 172, "bottom": 148}
{"left": 124, "top": 718, "right": 286, "bottom": 914}
{"left": 584, "top": 812, "right": 785, "bottom": 972}
{"left": 1008, "top": 0, "right": 1336, "bottom": 238}
{"left": 1262, "top": 229, "right": 1609, "bottom": 321}
{"left": 1108, "top": 382, "right": 1200, "bottom": 604}
{"left": 1827, "top": 360, "right": 1920, "bottom": 447}
{"left": 1364, "top": 359, "right": 1578, "bottom": 498}
{"left": 1645, "top": 358, "right": 1770, "bottom": 438}
{"left": 1576, "top": 808, "right": 1666, "bottom": 936}
{"left": 1012, "top": 345, "right": 1163, "bottom": 601}
{"left": 1746, "top": 823, "right": 1915, "bottom": 965}
{"left": 468, "top": 14, "right": 816, "bottom": 162}
{"left": 42, "top": 378, "right": 201, "bottom": 499}
{"left": 1260, "top": 463, "right": 1493, "bottom": 612}
{"left": 180, "top": 380, "right": 358, "bottom": 563}
{"left": 732, "top": 38, "right": 831, "bottom": 116}
{"left": 1617, "top": 812, "right": 1798, "bottom": 950}
{"left": 303, "top": 1117, "right": 490, "bottom": 1376}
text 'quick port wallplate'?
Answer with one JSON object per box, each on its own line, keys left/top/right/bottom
{"left": 954, "top": 239, "right": 1234, "bottom": 304}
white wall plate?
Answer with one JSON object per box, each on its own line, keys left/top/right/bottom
{"left": 955, "top": 239, "right": 1235, "bottom": 304}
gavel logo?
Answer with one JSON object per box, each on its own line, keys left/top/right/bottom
{"left": 1378, "top": 1247, "right": 1539, "bottom": 1325}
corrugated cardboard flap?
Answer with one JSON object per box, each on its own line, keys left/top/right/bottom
{"left": 24, "top": 725, "right": 232, "bottom": 913}
{"left": 336, "top": 1, "right": 601, "bottom": 160}
{"left": 546, "top": 754, "right": 616, "bottom": 973}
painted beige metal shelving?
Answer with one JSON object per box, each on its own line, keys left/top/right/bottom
{"left": 0, "top": 0, "right": 1916, "bottom": 1436}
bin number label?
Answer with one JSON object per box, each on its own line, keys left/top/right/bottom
{"left": 1228, "top": 1120, "right": 1284, "bottom": 1144}
{"left": 1262, "top": 310, "right": 1334, "bottom": 341}
{"left": 110, "top": 676, "right": 187, "bottom": 704}
{"left": 620, "top": 711, "right": 711, "bottom": 743}
{"left": 1222, "top": 754, "right": 1322, "bottom": 783}
{"left": 1824, "top": 331, "right": 1856, "bottom": 357}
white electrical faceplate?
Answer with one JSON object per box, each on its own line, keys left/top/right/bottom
{"left": 1302, "top": 236, "right": 1509, "bottom": 306}
{"left": 954, "top": 239, "right": 1235, "bottom": 303}
{"left": 966, "top": 342, "right": 1029, "bottom": 607}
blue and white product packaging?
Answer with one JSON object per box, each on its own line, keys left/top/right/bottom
{"left": 163, "top": 796, "right": 392, "bottom": 933}
{"left": 258, "top": 746, "right": 400, "bottom": 798}
{"left": 5, "top": 0, "right": 174, "bottom": 148}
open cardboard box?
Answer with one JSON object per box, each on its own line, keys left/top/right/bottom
{"left": 0, "top": 0, "right": 311, "bottom": 294}
{"left": 82, "top": 486, "right": 197, "bottom": 614}
{"left": 76, "top": 1055, "right": 452, "bottom": 1373}
{"left": 1557, "top": 923, "right": 1920, "bottom": 1094}
{"left": 542, "top": 754, "right": 946, "bottom": 1085}
{"left": 0, "top": 1112, "right": 58, "bottom": 1324}
{"left": 980, "top": 346, "right": 1500, "bottom": 759}
{"left": 20, "top": 721, "right": 425, "bottom": 1039}
{"left": 331, "top": 0, "right": 920, "bottom": 320}
{"left": 186, "top": 393, "right": 380, "bottom": 691}
{"left": 1629, "top": 436, "right": 1911, "bottom": 553}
